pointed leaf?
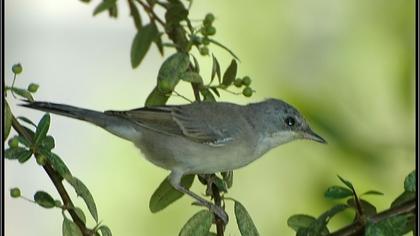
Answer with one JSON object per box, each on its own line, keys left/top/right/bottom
{"left": 149, "top": 175, "right": 194, "bottom": 213}
{"left": 179, "top": 210, "right": 213, "bottom": 236}
{"left": 68, "top": 177, "right": 98, "bottom": 222}
{"left": 4, "top": 147, "right": 31, "bottom": 162}
{"left": 287, "top": 214, "right": 316, "bottom": 232}
{"left": 191, "top": 54, "right": 200, "bottom": 73}
{"left": 234, "top": 200, "right": 259, "bottom": 236}
{"left": 34, "top": 191, "right": 56, "bottom": 208}
{"left": 200, "top": 89, "right": 216, "bottom": 102}
{"left": 221, "top": 171, "right": 233, "bottom": 188}
{"left": 180, "top": 72, "right": 203, "bottom": 84}
{"left": 337, "top": 175, "right": 355, "bottom": 191}
{"left": 210, "top": 87, "right": 220, "bottom": 97}
{"left": 222, "top": 60, "right": 237, "bottom": 86}
{"left": 62, "top": 217, "right": 83, "bottom": 236}
{"left": 157, "top": 52, "right": 190, "bottom": 93}
{"left": 365, "top": 214, "right": 412, "bottom": 236}
{"left": 317, "top": 204, "right": 348, "bottom": 224}
{"left": 347, "top": 198, "right": 377, "bottom": 217}
{"left": 131, "top": 23, "right": 159, "bottom": 68}
{"left": 16, "top": 116, "right": 37, "bottom": 128}
{"left": 211, "top": 55, "right": 221, "bottom": 83}
{"left": 391, "top": 191, "right": 416, "bottom": 208}
{"left": 404, "top": 170, "right": 415, "bottom": 192}
{"left": 98, "top": 225, "right": 112, "bottom": 236}
{"left": 208, "top": 39, "right": 240, "bottom": 61}
{"left": 11, "top": 87, "right": 34, "bottom": 102}
{"left": 43, "top": 151, "right": 73, "bottom": 181}
{"left": 128, "top": 0, "right": 142, "bottom": 30}
{"left": 324, "top": 186, "right": 353, "bottom": 199}
{"left": 34, "top": 113, "right": 50, "bottom": 145}
{"left": 40, "top": 135, "right": 55, "bottom": 150}
{"left": 74, "top": 207, "right": 86, "bottom": 224}
{"left": 361, "top": 190, "right": 384, "bottom": 196}
{"left": 93, "top": 0, "right": 117, "bottom": 16}
{"left": 145, "top": 86, "right": 170, "bottom": 107}
{"left": 4, "top": 101, "right": 12, "bottom": 141}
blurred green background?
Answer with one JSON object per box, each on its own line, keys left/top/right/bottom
{"left": 5, "top": 0, "right": 415, "bottom": 235}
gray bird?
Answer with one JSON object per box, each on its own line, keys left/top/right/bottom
{"left": 22, "top": 99, "right": 326, "bottom": 223}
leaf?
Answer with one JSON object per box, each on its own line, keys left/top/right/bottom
{"left": 34, "top": 191, "right": 56, "bottom": 208}
{"left": 153, "top": 32, "right": 164, "bottom": 56}
{"left": 145, "top": 86, "right": 170, "bottom": 107}
{"left": 40, "top": 135, "right": 55, "bottom": 150}
{"left": 180, "top": 72, "right": 203, "bottom": 84}
{"left": 179, "top": 210, "right": 213, "bottom": 236}
{"left": 149, "top": 174, "right": 194, "bottom": 213}
{"left": 43, "top": 151, "right": 73, "bottom": 181}
{"left": 74, "top": 207, "right": 86, "bottom": 224}
{"left": 221, "top": 171, "right": 233, "bottom": 188}
{"left": 222, "top": 59, "right": 237, "bottom": 86}
{"left": 234, "top": 200, "right": 259, "bottom": 236}
{"left": 287, "top": 214, "right": 316, "bottom": 232}
{"left": 404, "top": 170, "right": 415, "bottom": 192}
{"left": 365, "top": 214, "right": 412, "bottom": 236}
{"left": 62, "top": 217, "right": 83, "bottom": 236}
{"left": 324, "top": 186, "right": 353, "bottom": 199}
{"left": 98, "top": 225, "right": 112, "bottom": 236}
{"left": 157, "top": 52, "right": 190, "bottom": 93}
{"left": 391, "top": 191, "right": 415, "bottom": 208}
{"left": 347, "top": 198, "right": 377, "bottom": 217}
{"left": 93, "top": 0, "right": 117, "bottom": 16}
{"left": 337, "top": 175, "right": 355, "bottom": 192}
{"left": 200, "top": 89, "right": 216, "bottom": 102}
{"left": 361, "top": 190, "right": 384, "bottom": 196}
{"left": 68, "top": 177, "right": 98, "bottom": 222}
{"left": 191, "top": 54, "right": 200, "bottom": 73}
{"left": 210, "top": 87, "right": 220, "bottom": 97}
{"left": 211, "top": 55, "right": 221, "bottom": 83}
{"left": 16, "top": 116, "right": 37, "bottom": 128}
{"left": 4, "top": 101, "right": 12, "bottom": 141}
{"left": 11, "top": 87, "right": 34, "bottom": 102}
{"left": 212, "top": 176, "right": 228, "bottom": 193}
{"left": 208, "top": 39, "right": 240, "bottom": 61}
{"left": 165, "top": 2, "right": 188, "bottom": 26}
{"left": 34, "top": 113, "right": 50, "bottom": 145}
{"left": 317, "top": 204, "right": 348, "bottom": 224}
{"left": 131, "top": 23, "right": 159, "bottom": 68}
{"left": 4, "top": 147, "right": 32, "bottom": 163}
{"left": 128, "top": 0, "right": 142, "bottom": 30}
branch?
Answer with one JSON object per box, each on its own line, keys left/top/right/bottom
{"left": 11, "top": 116, "right": 94, "bottom": 236}
{"left": 330, "top": 198, "right": 416, "bottom": 236}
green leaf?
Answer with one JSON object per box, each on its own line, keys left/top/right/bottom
{"left": 4, "top": 101, "right": 12, "bottom": 141}
{"left": 93, "top": 0, "right": 117, "bottom": 16}
{"left": 191, "top": 54, "right": 200, "bottom": 73}
{"left": 68, "top": 177, "right": 98, "bottom": 222}
{"left": 127, "top": 0, "right": 141, "bottom": 30}
{"left": 40, "top": 135, "right": 55, "bottom": 150}
{"left": 149, "top": 174, "right": 194, "bottom": 213}
{"left": 11, "top": 87, "right": 34, "bottom": 102}
{"left": 287, "top": 214, "right": 316, "bottom": 232}
{"left": 317, "top": 204, "right": 348, "bottom": 224}
{"left": 365, "top": 214, "right": 412, "bottom": 236}
{"left": 74, "top": 207, "right": 86, "bottom": 224}
{"left": 404, "top": 170, "right": 415, "bottom": 192}
{"left": 157, "top": 52, "right": 190, "bottom": 93}
{"left": 391, "top": 191, "right": 416, "bottom": 208}
{"left": 153, "top": 32, "right": 164, "bottom": 56}
{"left": 212, "top": 176, "right": 228, "bottom": 193}
{"left": 222, "top": 60, "right": 237, "bottom": 86}
{"left": 4, "top": 147, "right": 32, "bottom": 163}
{"left": 165, "top": 2, "right": 188, "bottom": 26}
{"left": 324, "top": 186, "right": 353, "bottom": 199}
{"left": 179, "top": 210, "right": 213, "bottom": 236}
{"left": 34, "top": 113, "right": 50, "bottom": 145}
{"left": 347, "top": 198, "right": 377, "bottom": 217}
{"left": 98, "top": 225, "right": 112, "bottom": 236}
{"left": 337, "top": 175, "right": 355, "bottom": 191}
{"left": 200, "top": 88, "right": 216, "bottom": 102}
{"left": 211, "top": 55, "right": 221, "bottom": 83}
{"left": 180, "top": 72, "right": 203, "bottom": 84}
{"left": 221, "top": 171, "right": 233, "bottom": 188}
{"left": 234, "top": 200, "right": 259, "bottom": 236}
{"left": 43, "top": 151, "right": 73, "bottom": 181}
{"left": 210, "top": 87, "right": 220, "bottom": 97}
{"left": 208, "top": 39, "right": 240, "bottom": 61}
{"left": 34, "top": 191, "right": 56, "bottom": 208}
{"left": 131, "top": 23, "right": 159, "bottom": 68}
{"left": 16, "top": 116, "right": 37, "bottom": 128}
{"left": 62, "top": 217, "right": 83, "bottom": 236}
{"left": 145, "top": 86, "right": 170, "bottom": 107}
{"left": 361, "top": 190, "right": 384, "bottom": 196}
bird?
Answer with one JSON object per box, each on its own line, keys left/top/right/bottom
{"left": 22, "top": 98, "right": 326, "bottom": 223}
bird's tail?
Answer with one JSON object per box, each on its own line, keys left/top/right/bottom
{"left": 20, "top": 101, "right": 139, "bottom": 141}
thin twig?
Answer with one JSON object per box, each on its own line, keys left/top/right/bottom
{"left": 135, "top": 0, "right": 165, "bottom": 27}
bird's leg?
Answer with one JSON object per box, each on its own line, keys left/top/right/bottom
{"left": 169, "top": 171, "right": 229, "bottom": 224}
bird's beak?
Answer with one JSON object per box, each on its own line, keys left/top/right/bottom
{"left": 303, "top": 129, "right": 327, "bottom": 144}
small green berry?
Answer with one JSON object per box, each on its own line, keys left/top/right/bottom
{"left": 242, "top": 87, "right": 253, "bottom": 97}
{"left": 206, "top": 26, "right": 216, "bottom": 36}
{"left": 202, "top": 37, "right": 210, "bottom": 45}
{"left": 12, "top": 63, "right": 23, "bottom": 74}
{"left": 234, "top": 78, "right": 242, "bottom": 87}
{"left": 8, "top": 137, "right": 19, "bottom": 148}
{"left": 10, "top": 188, "right": 21, "bottom": 198}
{"left": 242, "top": 76, "right": 251, "bottom": 86}
{"left": 203, "top": 13, "right": 215, "bottom": 26}
{"left": 27, "top": 83, "right": 39, "bottom": 93}
{"left": 199, "top": 46, "right": 209, "bottom": 56}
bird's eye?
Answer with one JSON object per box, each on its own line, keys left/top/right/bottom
{"left": 285, "top": 117, "right": 295, "bottom": 127}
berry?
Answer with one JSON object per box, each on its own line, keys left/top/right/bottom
{"left": 242, "top": 76, "right": 251, "bottom": 86}
{"left": 12, "top": 63, "right": 23, "bottom": 74}
{"left": 27, "top": 83, "right": 39, "bottom": 93}
{"left": 203, "top": 13, "right": 215, "bottom": 26}
{"left": 206, "top": 26, "right": 216, "bottom": 36}
{"left": 10, "top": 188, "right": 21, "bottom": 198}
{"left": 202, "top": 37, "right": 210, "bottom": 45}
{"left": 199, "top": 46, "right": 209, "bottom": 56}
{"left": 8, "top": 137, "right": 19, "bottom": 148}
{"left": 242, "top": 87, "right": 253, "bottom": 97}
{"left": 234, "top": 78, "right": 242, "bottom": 87}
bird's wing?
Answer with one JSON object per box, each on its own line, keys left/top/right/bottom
{"left": 105, "top": 103, "right": 243, "bottom": 146}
